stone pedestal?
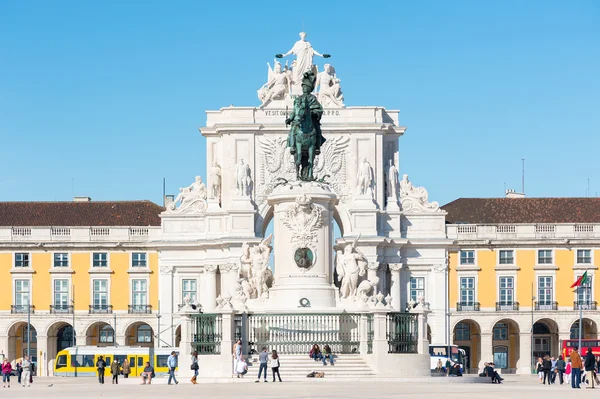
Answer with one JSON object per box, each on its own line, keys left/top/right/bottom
{"left": 267, "top": 183, "right": 338, "bottom": 309}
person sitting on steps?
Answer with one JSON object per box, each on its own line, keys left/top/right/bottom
{"left": 322, "top": 344, "right": 334, "bottom": 366}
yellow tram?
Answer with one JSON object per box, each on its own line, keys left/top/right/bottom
{"left": 53, "top": 346, "right": 179, "bottom": 377}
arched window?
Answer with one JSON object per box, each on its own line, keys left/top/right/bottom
{"left": 571, "top": 321, "right": 581, "bottom": 339}
{"left": 493, "top": 323, "right": 508, "bottom": 340}
{"left": 455, "top": 322, "right": 470, "bottom": 341}
{"left": 99, "top": 325, "right": 114, "bottom": 343}
{"left": 493, "top": 346, "right": 508, "bottom": 369}
{"left": 137, "top": 324, "right": 152, "bottom": 343}
{"left": 533, "top": 322, "right": 551, "bottom": 335}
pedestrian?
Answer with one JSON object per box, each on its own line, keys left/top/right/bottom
{"left": 21, "top": 356, "right": 32, "bottom": 387}
{"left": 122, "top": 358, "right": 130, "bottom": 379}
{"left": 1, "top": 358, "right": 12, "bottom": 388}
{"left": 550, "top": 356, "right": 557, "bottom": 384}
{"left": 236, "top": 356, "right": 248, "bottom": 378}
{"left": 140, "top": 362, "right": 154, "bottom": 385}
{"left": 110, "top": 359, "right": 121, "bottom": 384}
{"left": 96, "top": 356, "right": 106, "bottom": 385}
{"left": 167, "top": 351, "right": 178, "bottom": 385}
{"left": 255, "top": 347, "right": 269, "bottom": 383}
{"left": 190, "top": 351, "right": 199, "bottom": 384}
{"left": 445, "top": 357, "right": 451, "bottom": 376}
{"left": 584, "top": 347, "right": 595, "bottom": 389}
{"left": 322, "top": 344, "right": 334, "bottom": 366}
{"left": 233, "top": 339, "right": 242, "bottom": 376}
{"left": 556, "top": 355, "right": 566, "bottom": 385}
{"left": 16, "top": 361, "right": 22, "bottom": 385}
{"left": 271, "top": 350, "right": 282, "bottom": 382}
{"left": 570, "top": 347, "right": 582, "bottom": 388}
{"left": 542, "top": 355, "right": 552, "bottom": 385}
{"left": 536, "top": 357, "right": 543, "bottom": 383}
{"left": 29, "top": 362, "right": 34, "bottom": 385}
{"left": 566, "top": 359, "right": 572, "bottom": 385}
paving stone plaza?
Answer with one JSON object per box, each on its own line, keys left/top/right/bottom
{"left": 4, "top": 376, "right": 596, "bottom": 399}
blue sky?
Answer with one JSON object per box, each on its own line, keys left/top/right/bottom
{"left": 1, "top": 0, "right": 598, "bottom": 205}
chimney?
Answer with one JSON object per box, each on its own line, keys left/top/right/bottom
{"left": 505, "top": 189, "right": 525, "bottom": 199}
{"left": 164, "top": 195, "right": 175, "bottom": 208}
{"left": 73, "top": 196, "right": 92, "bottom": 202}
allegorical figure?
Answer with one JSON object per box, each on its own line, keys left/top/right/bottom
{"left": 356, "top": 157, "right": 374, "bottom": 196}
{"left": 387, "top": 160, "right": 399, "bottom": 199}
{"left": 285, "top": 69, "right": 325, "bottom": 180}
{"left": 276, "top": 32, "right": 330, "bottom": 91}
{"left": 336, "top": 241, "right": 368, "bottom": 299}
{"left": 210, "top": 161, "right": 221, "bottom": 200}
{"left": 174, "top": 176, "right": 206, "bottom": 206}
{"left": 257, "top": 60, "right": 290, "bottom": 106}
{"left": 316, "top": 64, "right": 344, "bottom": 107}
{"left": 235, "top": 158, "right": 251, "bottom": 196}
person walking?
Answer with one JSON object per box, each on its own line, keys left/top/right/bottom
{"left": 536, "top": 357, "right": 543, "bottom": 383}
{"left": 542, "top": 355, "right": 552, "bottom": 385}
{"left": 550, "top": 356, "right": 557, "bottom": 384}
{"left": 556, "top": 355, "right": 566, "bottom": 385}
{"left": 110, "top": 359, "right": 121, "bottom": 384}
{"left": 16, "top": 361, "right": 22, "bottom": 385}
{"left": 571, "top": 347, "right": 583, "bottom": 388}
{"left": 233, "top": 339, "right": 242, "bottom": 376}
{"left": 122, "top": 359, "right": 130, "bottom": 379}
{"left": 167, "top": 351, "right": 179, "bottom": 385}
{"left": 255, "top": 347, "right": 269, "bottom": 383}
{"left": 1, "top": 358, "right": 12, "bottom": 388}
{"left": 566, "top": 359, "right": 572, "bottom": 385}
{"left": 190, "top": 351, "right": 199, "bottom": 384}
{"left": 21, "top": 356, "right": 32, "bottom": 387}
{"left": 584, "top": 347, "right": 596, "bottom": 389}
{"left": 96, "top": 356, "right": 106, "bottom": 385}
{"left": 271, "top": 350, "right": 282, "bottom": 382}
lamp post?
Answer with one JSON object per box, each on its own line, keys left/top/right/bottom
{"left": 27, "top": 296, "right": 31, "bottom": 362}
{"left": 71, "top": 284, "right": 75, "bottom": 347}
{"left": 531, "top": 282, "right": 536, "bottom": 374}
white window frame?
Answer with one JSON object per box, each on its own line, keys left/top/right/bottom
{"left": 14, "top": 252, "right": 31, "bottom": 268}
{"left": 497, "top": 275, "right": 515, "bottom": 305}
{"left": 457, "top": 272, "right": 478, "bottom": 306}
{"left": 536, "top": 274, "right": 555, "bottom": 309}
{"left": 409, "top": 276, "right": 425, "bottom": 302}
{"left": 131, "top": 278, "right": 149, "bottom": 306}
{"left": 460, "top": 250, "right": 476, "bottom": 265}
{"left": 52, "top": 278, "right": 70, "bottom": 308}
{"left": 181, "top": 278, "right": 197, "bottom": 303}
{"left": 13, "top": 278, "right": 31, "bottom": 309}
{"left": 99, "top": 325, "right": 114, "bottom": 344}
{"left": 131, "top": 252, "right": 148, "bottom": 268}
{"left": 498, "top": 249, "right": 515, "bottom": 265}
{"left": 91, "top": 252, "right": 109, "bottom": 268}
{"left": 574, "top": 272, "right": 594, "bottom": 307}
{"left": 536, "top": 249, "right": 554, "bottom": 265}
{"left": 575, "top": 249, "right": 593, "bottom": 265}
{"left": 90, "top": 278, "right": 110, "bottom": 309}
{"left": 52, "top": 252, "right": 70, "bottom": 268}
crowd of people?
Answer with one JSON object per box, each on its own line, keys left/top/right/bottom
{"left": 1, "top": 356, "right": 34, "bottom": 388}
{"left": 536, "top": 346, "right": 600, "bottom": 389}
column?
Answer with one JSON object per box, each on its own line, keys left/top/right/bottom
{"left": 0, "top": 335, "right": 7, "bottom": 360}
{"left": 200, "top": 265, "right": 218, "bottom": 312}
{"left": 177, "top": 311, "right": 193, "bottom": 378}
{"left": 479, "top": 332, "right": 493, "bottom": 370}
{"left": 36, "top": 335, "right": 48, "bottom": 376}
{"left": 219, "top": 263, "right": 238, "bottom": 298}
{"left": 388, "top": 263, "right": 402, "bottom": 311}
{"left": 359, "top": 313, "right": 369, "bottom": 355}
{"left": 115, "top": 335, "right": 127, "bottom": 347}
{"left": 410, "top": 302, "right": 432, "bottom": 354}
{"left": 367, "top": 262, "right": 380, "bottom": 293}
{"left": 518, "top": 332, "right": 533, "bottom": 375}
{"left": 371, "top": 310, "right": 389, "bottom": 374}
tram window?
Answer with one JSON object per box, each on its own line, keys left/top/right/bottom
{"left": 138, "top": 357, "right": 144, "bottom": 367}
{"left": 73, "top": 355, "right": 95, "bottom": 367}
{"left": 56, "top": 355, "right": 67, "bottom": 369}
{"left": 105, "top": 356, "right": 111, "bottom": 364}
{"left": 157, "top": 355, "right": 169, "bottom": 367}
{"left": 114, "top": 355, "right": 127, "bottom": 365}
{"left": 130, "top": 357, "right": 135, "bottom": 367}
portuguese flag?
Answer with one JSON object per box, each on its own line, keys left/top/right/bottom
{"left": 571, "top": 271, "right": 589, "bottom": 289}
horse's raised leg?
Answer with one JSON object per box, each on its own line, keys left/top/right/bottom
{"left": 307, "top": 144, "right": 315, "bottom": 181}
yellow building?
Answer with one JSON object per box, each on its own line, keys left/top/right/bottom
{"left": 443, "top": 196, "right": 600, "bottom": 375}
{"left": 0, "top": 198, "right": 163, "bottom": 376}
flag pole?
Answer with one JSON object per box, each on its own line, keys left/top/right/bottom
{"left": 578, "top": 284, "right": 582, "bottom": 351}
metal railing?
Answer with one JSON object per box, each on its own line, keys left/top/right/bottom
{"left": 495, "top": 302, "right": 519, "bottom": 311}
{"left": 247, "top": 313, "right": 362, "bottom": 355}
{"left": 89, "top": 305, "right": 113, "bottom": 314}
{"left": 367, "top": 314, "right": 374, "bottom": 354}
{"left": 128, "top": 305, "right": 152, "bottom": 314}
{"left": 386, "top": 313, "right": 418, "bottom": 354}
{"left": 191, "top": 313, "right": 222, "bottom": 355}
{"left": 11, "top": 305, "right": 34, "bottom": 314}
{"left": 535, "top": 301, "right": 558, "bottom": 311}
{"left": 574, "top": 301, "right": 597, "bottom": 310}
{"left": 50, "top": 304, "right": 74, "bottom": 314}
{"left": 456, "top": 302, "right": 480, "bottom": 312}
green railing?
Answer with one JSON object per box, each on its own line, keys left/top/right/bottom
{"left": 248, "top": 313, "right": 361, "bottom": 354}
{"left": 386, "top": 312, "right": 418, "bottom": 354}
{"left": 190, "top": 313, "right": 222, "bottom": 355}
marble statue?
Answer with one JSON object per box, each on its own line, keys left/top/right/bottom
{"left": 282, "top": 194, "right": 323, "bottom": 263}
{"left": 238, "top": 235, "right": 274, "bottom": 299}
{"left": 276, "top": 32, "right": 330, "bottom": 90}
{"left": 357, "top": 275, "right": 380, "bottom": 298}
{"left": 356, "top": 157, "right": 374, "bottom": 196}
{"left": 168, "top": 176, "right": 207, "bottom": 213}
{"left": 399, "top": 174, "right": 441, "bottom": 212}
{"left": 210, "top": 161, "right": 221, "bottom": 200}
{"left": 316, "top": 64, "right": 344, "bottom": 107}
{"left": 285, "top": 69, "right": 325, "bottom": 181}
{"left": 257, "top": 60, "right": 290, "bottom": 106}
{"left": 235, "top": 158, "right": 252, "bottom": 196}
{"left": 336, "top": 236, "right": 368, "bottom": 299}
{"left": 387, "top": 160, "right": 399, "bottom": 198}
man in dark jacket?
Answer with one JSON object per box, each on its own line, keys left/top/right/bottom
{"left": 485, "top": 362, "right": 503, "bottom": 383}
{"left": 556, "top": 355, "right": 566, "bottom": 385}
{"left": 584, "top": 348, "right": 596, "bottom": 388}
{"left": 542, "top": 355, "right": 552, "bottom": 385}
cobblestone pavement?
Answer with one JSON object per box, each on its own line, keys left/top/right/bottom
{"left": 1, "top": 376, "right": 595, "bottom": 398}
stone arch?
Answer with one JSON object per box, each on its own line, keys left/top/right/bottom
{"left": 569, "top": 318, "right": 598, "bottom": 340}
{"left": 84, "top": 321, "right": 115, "bottom": 346}
{"left": 452, "top": 319, "right": 481, "bottom": 373}
{"left": 5, "top": 321, "right": 39, "bottom": 363}
{"left": 533, "top": 318, "right": 559, "bottom": 359}
{"left": 124, "top": 321, "right": 154, "bottom": 347}
{"left": 491, "top": 319, "right": 520, "bottom": 373}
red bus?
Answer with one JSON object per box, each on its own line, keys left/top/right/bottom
{"left": 561, "top": 339, "right": 600, "bottom": 359}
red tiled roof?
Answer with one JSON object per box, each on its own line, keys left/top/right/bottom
{"left": 442, "top": 198, "right": 600, "bottom": 224}
{"left": 0, "top": 201, "right": 164, "bottom": 226}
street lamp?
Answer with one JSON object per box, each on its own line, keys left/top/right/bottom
{"left": 531, "top": 281, "right": 536, "bottom": 374}
{"left": 71, "top": 284, "right": 76, "bottom": 347}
